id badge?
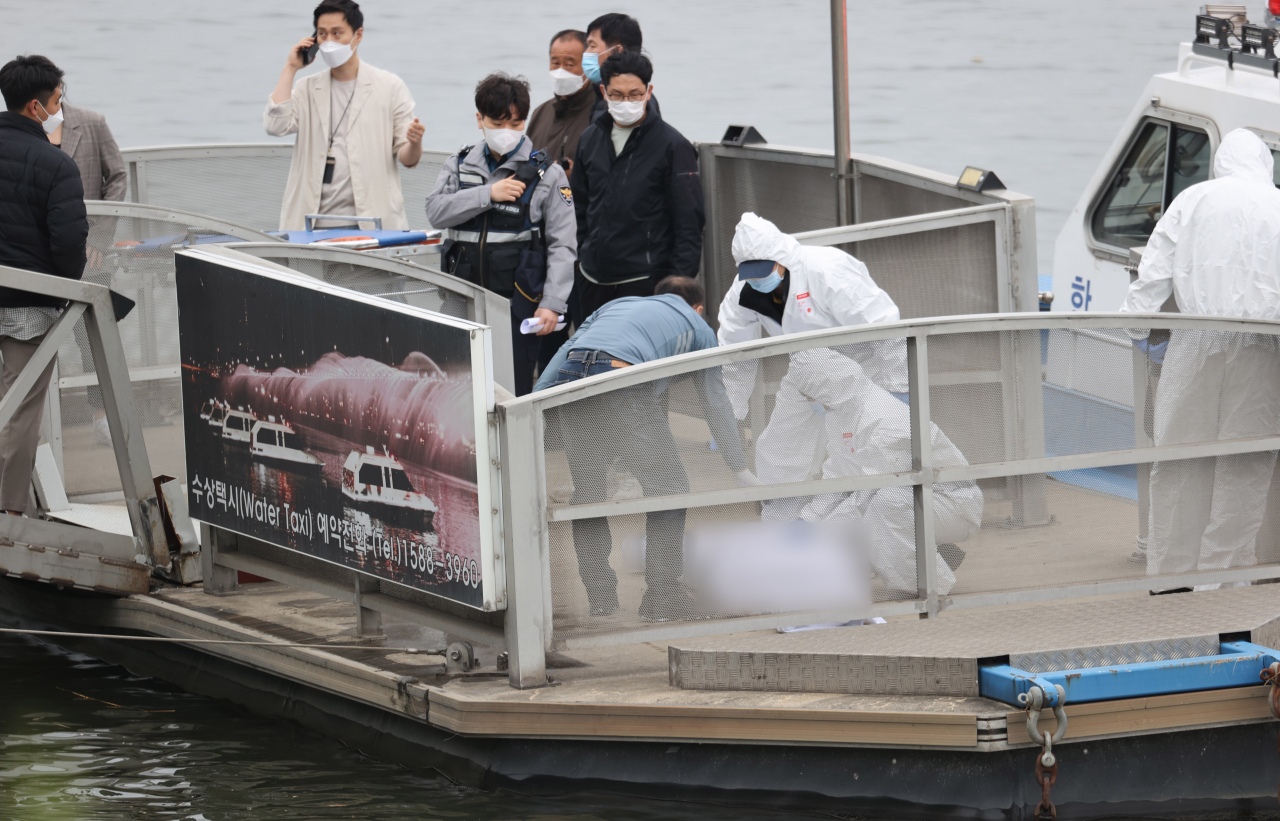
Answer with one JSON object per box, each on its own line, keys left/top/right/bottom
{"left": 323, "top": 155, "right": 335, "bottom": 185}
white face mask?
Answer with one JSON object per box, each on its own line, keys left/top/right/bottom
{"left": 36, "top": 101, "right": 63, "bottom": 135}
{"left": 319, "top": 40, "right": 354, "bottom": 69}
{"left": 483, "top": 127, "right": 524, "bottom": 157}
{"left": 607, "top": 94, "right": 647, "bottom": 127}
{"left": 550, "top": 68, "right": 586, "bottom": 97}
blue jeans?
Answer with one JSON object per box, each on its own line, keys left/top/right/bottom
{"left": 554, "top": 350, "right": 690, "bottom": 612}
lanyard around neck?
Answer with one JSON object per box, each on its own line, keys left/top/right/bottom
{"left": 328, "top": 80, "right": 356, "bottom": 152}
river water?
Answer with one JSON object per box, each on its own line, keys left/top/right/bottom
{"left": 0, "top": 0, "right": 1225, "bottom": 816}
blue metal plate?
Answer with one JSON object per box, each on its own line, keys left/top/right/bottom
{"left": 979, "top": 641, "right": 1280, "bottom": 706}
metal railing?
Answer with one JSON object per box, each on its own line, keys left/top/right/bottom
{"left": 215, "top": 242, "right": 514, "bottom": 391}
{"left": 49, "top": 202, "right": 284, "bottom": 500}
{"left": 698, "top": 144, "right": 1038, "bottom": 325}
{"left": 121, "top": 144, "right": 453, "bottom": 231}
{"left": 0, "top": 263, "right": 171, "bottom": 566}
{"left": 496, "top": 312, "right": 1280, "bottom": 687}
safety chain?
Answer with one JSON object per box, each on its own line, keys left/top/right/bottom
{"left": 1260, "top": 662, "right": 1280, "bottom": 803}
{"left": 1019, "top": 684, "right": 1068, "bottom": 820}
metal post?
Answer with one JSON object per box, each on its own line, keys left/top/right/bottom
{"left": 200, "top": 522, "right": 240, "bottom": 595}
{"left": 830, "top": 0, "right": 854, "bottom": 226}
{"left": 82, "top": 294, "right": 170, "bottom": 566}
{"left": 499, "top": 401, "right": 548, "bottom": 688}
{"left": 907, "top": 335, "right": 939, "bottom": 617}
{"left": 354, "top": 574, "right": 383, "bottom": 638}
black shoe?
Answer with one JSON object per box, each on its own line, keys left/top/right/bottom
{"left": 639, "top": 587, "right": 698, "bottom": 622}
{"left": 938, "top": 543, "right": 966, "bottom": 571}
{"left": 1149, "top": 587, "right": 1193, "bottom": 596}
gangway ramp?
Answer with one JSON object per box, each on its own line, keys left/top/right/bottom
{"left": 0, "top": 263, "right": 195, "bottom": 595}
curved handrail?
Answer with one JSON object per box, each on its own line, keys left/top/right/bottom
{"left": 119, "top": 143, "right": 294, "bottom": 163}
{"left": 511, "top": 311, "right": 1280, "bottom": 410}
{"left": 86, "top": 201, "right": 284, "bottom": 243}
{"left": 219, "top": 241, "right": 485, "bottom": 300}
{"left": 118, "top": 142, "right": 455, "bottom": 164}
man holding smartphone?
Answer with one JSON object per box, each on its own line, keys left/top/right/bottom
{"left": 265, "top": 0, "right": 424, "bottom": 231}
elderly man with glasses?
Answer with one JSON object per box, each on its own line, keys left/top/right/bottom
{"left": 570, "top": 50, "right": 704, "bottom": 319}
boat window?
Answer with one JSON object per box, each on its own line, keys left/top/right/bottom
{"left": 283, "top": 432, "right": 304, "bottom": 450}
{"left": 1091, "top": 121, "right": 1169, "bottom": 249}
{"left": 254, "top": 428, "right": 273, "bottom": 445}
{"left": 1166, "top": 126, "right": 1211, "bottom": 203}
{"left": 1091, "top": 121, "right": 1213, "bottom": 251}
{"left": 390, "top": 468, "right": 413, "bottom": 492}
{"left": 359, "top": 463, "right": 383, "bottom": 486}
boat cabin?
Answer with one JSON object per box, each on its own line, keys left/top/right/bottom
{"left": 341, "top": 446, "right": 436, "bottom": 517}
{"left": 250, "top": 419, "right": 321, "bottom": 467}
{"left": 221, "top": 409, "right": 255, "bottom": 444}
{"left": 1053, "top": 14, "right": 1280, "bottom": 313}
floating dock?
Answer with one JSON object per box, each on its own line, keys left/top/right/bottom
{"left": 4, "top": 576, "right": 1279, "bottom": 819}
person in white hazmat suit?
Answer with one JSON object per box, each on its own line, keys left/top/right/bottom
{"left": 786, "top": 348, "right": 983, "bottom": 596}
{"left": 1120, "top": 128, "right": 1280, "bottom": 585}
{"left": 717, "top": 212, "right": 908, "bottom": 521}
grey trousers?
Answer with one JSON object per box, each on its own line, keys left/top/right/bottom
{"left": 0, "top": 335, "right": 55, "bottom": 512}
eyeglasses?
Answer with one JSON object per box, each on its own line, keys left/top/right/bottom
{"left": 605, "top": 91, "right": 647, "bottom": 102}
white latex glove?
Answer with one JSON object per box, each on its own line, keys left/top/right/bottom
{"left": 733, "top": 468, "right": 760, "bottom": 488}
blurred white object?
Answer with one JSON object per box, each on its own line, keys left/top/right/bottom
{"left": 684, "top": 519, "right": 871, "bottom": 615}
{"left": 733, "top": 468, "right": 759, "bottom": 487}
{"left": 520, "top": 315, "right": 567, "bottom": 334}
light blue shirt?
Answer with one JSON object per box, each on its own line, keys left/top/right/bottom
{"left": 534, "top": 294, "right": 745, "bottom": 472}
{"left": 536, "top": 294, "right": 715, "bottom": 384}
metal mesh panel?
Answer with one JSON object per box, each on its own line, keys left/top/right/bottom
{"left": 241, "top": 251, "right": 469, "bottom": 320}
{"left": 55, "top": 215, "right": 267, "bottom": 499}
{"left": 134, "top": 155, "right": 292, "bottom": 230}
{"left": 949, "top": 464, "right": 1142, "bottom": 596}
{"left": 704, "top": 154, "right": 836, "bottom": 319}
{"left": 843, "top": 222, "right": 1000, "bottom": 319}
{"left": 404, "top": 150, "right": 451, "bottom": 229}
{"left": 129, "top": 149, "right": 451, "bottom": 232}
{"left": 858, "top": 173, "right": 974, "bottom": 222}
{"left": 545, "top": 339, "right": 916, "bottom": 640}
{"left": 59, "top": 377, "right": 185, "bottom": 499}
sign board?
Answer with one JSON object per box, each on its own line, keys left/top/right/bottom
{"left": 175, "top": 249, "right": 501, "bottom": 610}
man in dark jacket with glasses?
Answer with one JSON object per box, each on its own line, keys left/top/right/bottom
{"left": 571, "top": 50, "right": 705, "bottom": 319}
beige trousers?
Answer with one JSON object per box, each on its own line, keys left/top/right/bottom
{"left": 0, "top": 335, "right": 56, "bottom": 512}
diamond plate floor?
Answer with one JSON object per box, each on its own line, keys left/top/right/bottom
{"left": 670, "top": 585, "right": 1280, "bottom": 695}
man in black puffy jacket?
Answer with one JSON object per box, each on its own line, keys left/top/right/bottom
{"left": 571, "top": 50, "right": 704, "bottom": 319}
{"left": 0, "top": 55, "right": 87, "bottom": 515}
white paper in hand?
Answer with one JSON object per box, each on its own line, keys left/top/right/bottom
{"left": 520, "top": 315, "right": 566, "bottom": 334}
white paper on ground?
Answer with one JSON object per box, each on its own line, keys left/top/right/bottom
{"left": 520, "top": 315, "right": 567, "bottom": 334}
{"left": 777, "top": 616, "right": 887, "bottom": 634}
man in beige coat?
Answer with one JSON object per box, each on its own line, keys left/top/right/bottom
{"left": 265, "top": 0, "right": 424, "bottom": 231}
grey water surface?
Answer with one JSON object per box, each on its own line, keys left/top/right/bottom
{"left": 0, "top": 0, "right": 1223, "bottom": 817}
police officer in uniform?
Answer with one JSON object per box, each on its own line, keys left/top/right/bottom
{"left": 425, "top": 72, "right": 576, "bottom": 395}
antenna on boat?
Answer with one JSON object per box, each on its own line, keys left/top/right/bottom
{"left": 830, "top": 0, "right": 853, "bottom": 226}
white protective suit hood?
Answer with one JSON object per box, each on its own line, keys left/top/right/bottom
{"left": 1212, "top": 128, "right": 1273, "bottom": 183}
{"left": 731, "top": 212, "right": 804, "bottom": 272}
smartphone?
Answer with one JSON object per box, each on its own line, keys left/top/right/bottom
{"left": 298, "top": 31, "right": 319, "bottom": 66}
